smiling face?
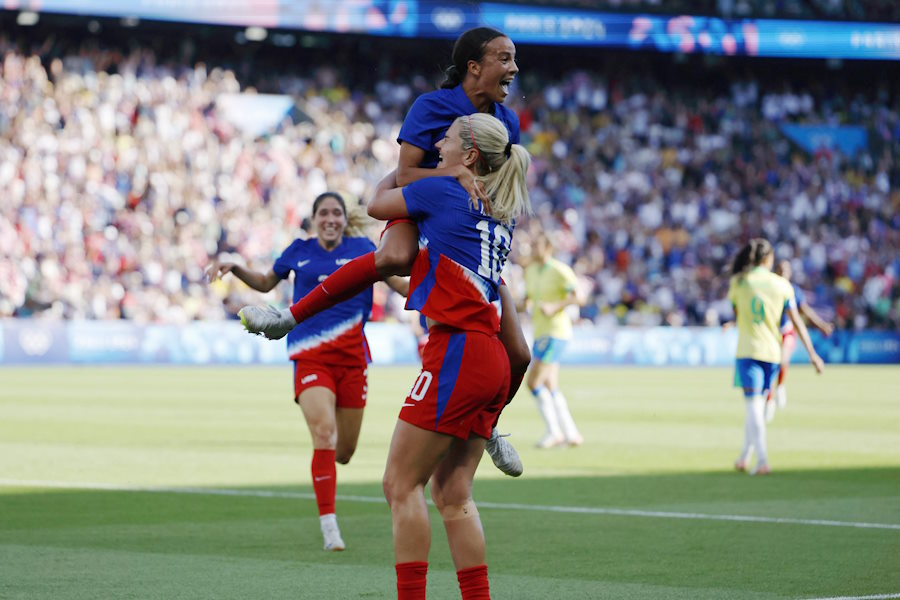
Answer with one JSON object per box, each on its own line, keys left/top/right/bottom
{"left": 312, "top": 196, "right": 347, "bottom": 249}
{"left": 436, "top": 120, "right": 476, "bottom": 171}
{"left": 469, "top": 36, "right": 518, "bottom": 104}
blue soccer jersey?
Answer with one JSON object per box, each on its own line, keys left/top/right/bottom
{"left": 402, "top": 176, "right": 513, "bottom": 335}
{"left": 397, "top": 84, "right": 520, "bottom": 169}
{"left": 273, "top": 236, "right": 376, "bottom": 365}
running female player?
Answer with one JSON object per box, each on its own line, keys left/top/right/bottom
{"left": 728, "top": 239, "right": 824, "bottom": 475}
{"left": 764, "top": 259, "right": 834, "bottom": 421}
{"left": 369, "top": 112, "right": 531, "bottom": 600}
{"left": 208, "top": 192, "right": 406, "bottom": 551}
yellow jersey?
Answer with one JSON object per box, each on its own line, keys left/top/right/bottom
{"left": 727, "top": 267, "right": 796, "bottom": 363}
{"left": 524, "top": 257, "right": 578, "bottom": 340}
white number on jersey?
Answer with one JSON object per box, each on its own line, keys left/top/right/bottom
{"left": 476, "top": 220, "right": 511, "bottom": 282}
{"left": 409, "top": 370, "right": 433, "bottom": 401}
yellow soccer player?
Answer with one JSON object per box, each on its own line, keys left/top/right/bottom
{"left": 728, "top": 238, "right": 824, "bottom": 475}
{"left": 522, "top": 232, "right": 585, "bottom": 448}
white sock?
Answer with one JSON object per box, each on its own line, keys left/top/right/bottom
{"left": 552, "top": 389, "right": 581, "bottom": 441}
{"left": 320, "top": 513, "right": 338, "bottom": 529}
{"left": 745, "top": 395, "right": 768, "bottom": 466}
{"left": 534, "top": 386, "right": 562, "bottom": 438}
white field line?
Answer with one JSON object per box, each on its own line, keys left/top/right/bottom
{"left": 1, "top": 478, "right": 899, "bottom": 532}
{"left": 802, "top": 595, "right": 900, "bottom": 600}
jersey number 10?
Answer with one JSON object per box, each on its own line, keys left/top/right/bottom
{"left": 476, "top": 220, "right": 511, "bottom": 283}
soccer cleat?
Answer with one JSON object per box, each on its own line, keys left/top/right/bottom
{"left": 764, "top": 398, "right": 776, "bottom": 423}
{"left": 238, "top": 305, "right": 297, "bottom": 340}
{"left": 320, "top": 514, "right": 345, "bottom": 552}
{"left": 485, "top": 428, "right": 523, "bottom": 477}
{"left": 536, "top": 433, "right": 565, "bottom": 449}
{"left": 734, "top": 460, "right": 748, "bottom": 472}
{"left": 750, "top": 463, "right": 771, "bottom": 476}
{"left": 775, "top": 385, "right": 787, "bottom": 409}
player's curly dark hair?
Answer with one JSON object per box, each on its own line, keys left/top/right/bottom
{"left": 440, "top": 27, "right": 507, "bottom": 89}
{"left": 731, "top": 238, "right": 773, "bottom": 277}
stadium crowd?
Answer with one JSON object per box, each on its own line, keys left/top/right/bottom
{"left": 2, "top": 30, "right": 899, "bottom": 331}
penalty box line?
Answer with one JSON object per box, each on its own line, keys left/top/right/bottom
{"left": 1, "top": 478, "right": 899, "bottom": 532}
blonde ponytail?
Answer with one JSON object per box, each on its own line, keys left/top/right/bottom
{"left": 457, "top": 113, "right": 532, "bottom": 225}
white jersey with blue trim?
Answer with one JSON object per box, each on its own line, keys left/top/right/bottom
{"left": 273, "top": 236, "right": 375, "bottom": 365}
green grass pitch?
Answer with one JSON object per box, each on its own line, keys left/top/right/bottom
{"left": 1, "top": 365, "right": 899, "bottom": 599}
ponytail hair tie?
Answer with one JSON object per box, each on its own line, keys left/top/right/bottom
{"left": 504, "top": 141, "right": 512, "bottom": 158}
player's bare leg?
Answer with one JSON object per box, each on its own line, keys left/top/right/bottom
{"left": 298, "top": 386, "right": 346, "bottom": 550}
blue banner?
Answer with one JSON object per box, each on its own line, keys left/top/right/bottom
{"left": 780, "top": 124, "right": 868, "bottom": 157}
{"left": 1, "top": 319, "right": 69, "bottom": 363}
{"left": 2, "top": 320, "right": 896, "bottom": 365}
{"left": 5, "top": 1, "right": 900, "bottom": 61}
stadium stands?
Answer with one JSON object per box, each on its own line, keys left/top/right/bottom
{"left": 1, "top": 23, "right": 898, "bottom": 331}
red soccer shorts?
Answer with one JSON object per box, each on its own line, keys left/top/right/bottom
{"left": 399, "top": 325, "right": 510, "bottom": 440}
{"left": 380, "top": 217, "right": 416, "bottom": 239}
{"left": 293, "top": 359, "right": 367, "bottom": 409}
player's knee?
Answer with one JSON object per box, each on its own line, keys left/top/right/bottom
{"left": 382, "top": 472, "right": 394, "bottom": 505}
{"left": 335, "top": 445, "right": 356, "bottom": 465}
{"left": 310, "top": 424, "right": 337, "bottom": 449}
{"left": 374, "top": 241, "right": 416, "bottom": 276}
{"left": 437, "top": 498, "right": 479, "bottom": 522}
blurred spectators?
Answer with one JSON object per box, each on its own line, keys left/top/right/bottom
{"left": 1, "top": 29, "right": 898, "bottom": 331}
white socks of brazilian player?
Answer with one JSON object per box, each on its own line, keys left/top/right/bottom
{"left": 320, "top": 513, "right": 345, "bottom": 551}
{"left": 534, "top": 386, "right": 563, "bottom": 448}
{"left": 553, "top": 390, "right": 582, "bottom": 445}
{"left": 738, "top": 395, "right": 768, "bottom": 470}
{"left": 534, "top": 386, "right": 582, "bottom": 448}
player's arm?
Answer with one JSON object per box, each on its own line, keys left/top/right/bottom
{"left": 787, "top": 303, "right": 825, "bottom": 374}
{"left": 386, "top": 276, "right": 410, "bottom": 297}
{"left": 368, "top": 173, "right": 409, "bottom": 221}
{"left": 538, "top": 288, "right": 578, "bottom": 318}
{"left": 498, "top": 284, "right": 530, "bottom": 395}
{"left": 206, "top": 259, "right": 280, "bottom": 292}
{"left": 799, "top": 302, "right": 834, "bottom": 336}
{"left": 396, "top": 141, "right": 488, "bottom": 206}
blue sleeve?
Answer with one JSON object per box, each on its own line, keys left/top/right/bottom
{"left": 272, "top": 240, "right": 301, "bottom": 279}
{"left": 398, "top": 95, "right": 439, "bottom": 151}
{"left": 500, "top": 106, "right": 521, "bottom": 144}
{"left": 793, "top": 285, "right": 805, "bottom": 306}
{"left": 403, "top": 177, "right": 452, "bottom": 219}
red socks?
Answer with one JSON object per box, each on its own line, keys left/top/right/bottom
{"left": 395, "top": 561, "right": 489, "bottom": 599}
{"left": 311, "top": 449, "right": 336, "bottom": 516}
{"left": 289, "top": 251, "right": 379, "bottom": 323}
{"left": 396, "top": 561, "right": 428, "bottom": 600}
{"left": 457, "top": 565, "right": 490, "bottom": 599}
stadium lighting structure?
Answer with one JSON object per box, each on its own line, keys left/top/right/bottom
{"left": 245, "top": 26, "right": 267, "bottom": 42}
{"left": 17, "top": 11, "right": 39, "bottom": 26}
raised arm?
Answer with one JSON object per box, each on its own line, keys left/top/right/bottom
{"left": 397, "top": 141, "right": 487, "bottom": 205}
{"left": 206, "top": 259, "right": 280, "bottom": 293}
{"left": 367, "top": 170, "right": 409, "bottom": 222}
